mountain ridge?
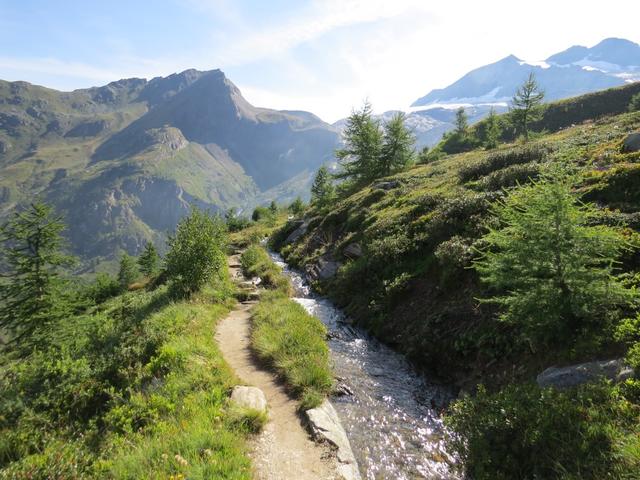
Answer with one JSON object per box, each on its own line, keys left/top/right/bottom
{"left": 0, "top": 69, "right": 339, "bottom": 264}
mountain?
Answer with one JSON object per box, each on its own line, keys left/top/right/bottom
{"left": 412, "top": 38, "right": 640, "bottom": 108}
{"left": 0, "top": 70, "right": 339, "bottom": 264}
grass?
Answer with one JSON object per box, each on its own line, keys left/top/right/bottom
{"left": 240, "top": 244, "right": 292, "bottom": 295}
{"left": 252, "top": 291, "right": 333, "bottom": 410}
{"left": 0, "top": 278, "right": 257, "bottom": 479}
{"left": 103, "top": 299, "right": 253, "bottom": 480}
{"left": 240, "top": 244, "right": 332, "bottom": 410}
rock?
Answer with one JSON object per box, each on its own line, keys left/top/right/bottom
{"left": 305, "top": 400, "right": 361, "bottom": 480}
{"left": 306, "top": 255, "right": 341, "bottom": 282}
{"left": 343, "top": 243, "right": 363, "bottom": 259}
{"left": 284, "top": 220, "right": 308, "bottom": 245}
{"left": 373, "top": 180, "right": 400, "bottom": 190}
{"left": 621, "top": 132, "right": 640, "bottom": 153}
{"left": 230, "top": 386, "right": 268, "bottom": 412}
{"left": 334, "top": 383, "right": 355, "bottom": 398}
{"left": 536, "top": 359, "right": 635, "bottom": 389}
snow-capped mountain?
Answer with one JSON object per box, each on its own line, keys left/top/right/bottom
{"left": 412, "top": 38, "right": 640, "bottom": 108}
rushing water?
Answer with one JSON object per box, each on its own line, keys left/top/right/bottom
{"left": 270, "top": 253, "right": 458, "bottom": 480}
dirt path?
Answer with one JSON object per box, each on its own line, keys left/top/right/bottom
{"left": 216, "top": 255, "right": 337, "bottom": 480}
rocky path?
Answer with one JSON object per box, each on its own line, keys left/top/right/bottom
{"left": 216, "top": 254, "right": 338, "bottom": 480}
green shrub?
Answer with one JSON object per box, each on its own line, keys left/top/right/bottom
{"left": 227, "top": 406, "right": 268, "bottom": 434}
{"left": 86, "top": 272, "right": 120, "bottom": 303}
{"left": 446, "top": 383, "right": 640, "bottom": 480}
{"left": 165, "top": 207, "right": 227, "bottom": 297}
{"left": 473, "top": 162, "right": 541, "bottom": 191}
{"left": 628, "top": 92, "right": 640, "bottom": 112}
{"left": 459, "top": 144, "right": 550, "bottom": 182}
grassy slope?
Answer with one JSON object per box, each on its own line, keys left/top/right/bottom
{"left": 277, "top": 108, "right": 640, "bottom": 389}
{"left": 0, "top": 278, "right": 257, "bottom": 479}
{"left": 240, "top": 244, "right": 333, "bottom": 410}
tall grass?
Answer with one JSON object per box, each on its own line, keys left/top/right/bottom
{"left": 242, "top": 245, "right": 333, "bottom": 410}
{"left": 252, "top": 291, "right": 333, "bottom": 410}
{"left": 240, "top": 245, "right": 292, "bottom": 296}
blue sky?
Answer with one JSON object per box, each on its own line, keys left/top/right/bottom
{"left": 1, "top": 0, "right": 639, "bottom": 121}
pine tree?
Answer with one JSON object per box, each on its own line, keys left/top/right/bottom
{"left": 455, "top": 107, "right": 468, "bottom": 136}
{"left": 0, "top": 202, "right": 74, "bottom": 346}
{"left": 484, "top": 108, "right": 502, "bottom": 149}
{"left": 269, "top": 201, "right": 278, "bottom": 214}
{"left": 310, "top": 166, "right": 335, "bottom": 209}
{"left": 474, "top": 166, "right": 634, "bottom": 348}
{"left": 379, "top": 112, "right": 415, "bottom": 177}
{"left": 288, "top": 197, "right": 305, "bottom": 215}
{"left": 511, "top": 72, "right": 545, "bottom": 141}
{"left": 138, "top": 242, "right": 160, "bottom": 277}
{"left": 335, "top": 101, "right": 383, "bottom": 185}
{"left": 117, "top": 254, "right": 138, "bottom": 290}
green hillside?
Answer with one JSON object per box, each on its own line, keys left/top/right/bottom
{"left": 274, "top": 84, "right": 640, "bottom": 478}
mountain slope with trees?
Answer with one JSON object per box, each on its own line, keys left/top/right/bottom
{"left": 274, "top": 82, "right": 640, "bottom": 478}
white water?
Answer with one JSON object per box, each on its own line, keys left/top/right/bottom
{"left": 271, "top": 253, "right": 458, "bottom": 479}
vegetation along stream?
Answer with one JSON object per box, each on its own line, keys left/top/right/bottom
{"left": 270, "top": 253, "right": 458, "bottom": 479}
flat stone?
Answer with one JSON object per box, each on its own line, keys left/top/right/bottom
{"left": 537, "top": 359, "right": 635, "bottom": 389}
{"left": 305, "top": 400, "right": 361, "bottom": 480}
{"left": 231, "top": 386, "right": 268, "bottom": 412}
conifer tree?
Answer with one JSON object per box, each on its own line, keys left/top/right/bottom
{"left": 0, "top": 202, "right": 74, "bottom": 346}
{"left": 379, "top": 112, "right": 415, "bottom": 177}
{"left": 117, "top": 254, "right": 138, "bottom": 290}
{"left": 335, "top": 101, "right": 383, "bottom": 185}
{"left": 484, "top": 107, "right": 502, "bottom": 149}
{"left": 455, "top": 107, "right": 468, "bottom": 136}
{"left": 138, "top": 241, "right": 160, "bottom": 277}
{"left": 474, "top": 166, "right": 634, "bottom": 348}
{"left": 511, "top": 72, "right": 545, "bottom": 141}
{"left": 310, "top": 165, "right": 335, "bottom": 209}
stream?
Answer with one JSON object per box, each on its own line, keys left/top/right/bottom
{"left": 270, "top": 253, "right": 458, "bottom": 480}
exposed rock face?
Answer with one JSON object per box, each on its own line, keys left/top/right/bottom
{"left": 284, "top": 220, "right": 309, "bottom": 245}
{"left": 621, "top": 132, "right": 640, "bottom": 153}
{"left": 343, "top": 243, "right": 363, "bottom": 259}
{"left": 231, "top": 386, "right": 268, "bottom": 412}
{"left": 305, "top": 400, "right": 361, "bottom": 480}
{"left": 537, "top": 359, "right": 635, "bottom": 389}
{"left": 306, "top": 255, "right": 341, "bottom": 282}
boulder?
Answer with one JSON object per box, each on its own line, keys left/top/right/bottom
{"left": 305, "top": 400, "right": 361, "bottom": 480}
{"left": 343, "top": 243, "right": 363, "bottom": 259}
{"left": 230, "top": 386, "right": 268, "bottom": 412}
{"left": 537, "top": 359, "right": 635, "bottom": 389}
{"left": 306, "top": 255, "right": 341, "bottom": 282}
{"left": 284, "top": 220, "right": 308, "bottom": 245}
{"left": 373, "top": 180, "right": 400, "bottom": 190}
{"left": 621, "top": 132, "right": 640, "bottom": 153}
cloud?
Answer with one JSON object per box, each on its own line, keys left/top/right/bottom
{"left": 210, "top": 0, "right": 431, "bottom": 66}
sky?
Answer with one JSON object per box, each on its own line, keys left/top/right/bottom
{"left": 0, "top": 0, "right": 639, "bottom": 122}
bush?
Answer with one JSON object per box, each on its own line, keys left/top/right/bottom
{"left": 86, "top": 272, "right": 120, "bottom": 303}
{"left": 446, "top": 383, "right": 640, "bottom": 480}
{"left": 251, "top": 206, "right": 273, "bottom": 222}
{"left": 473, "top": 162, "right": 541, "bottom": 191}
{"left": 440, "top": 131, "right": 480, "bottom": 155}
{"left": 165, "top": 207, "right": 227, "bottom": 297}
{"left": 459, "top": 144, "right": 550, "bottom": 182}
{"left": 629, "top": 93, "right": 640, "bottom": 113}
